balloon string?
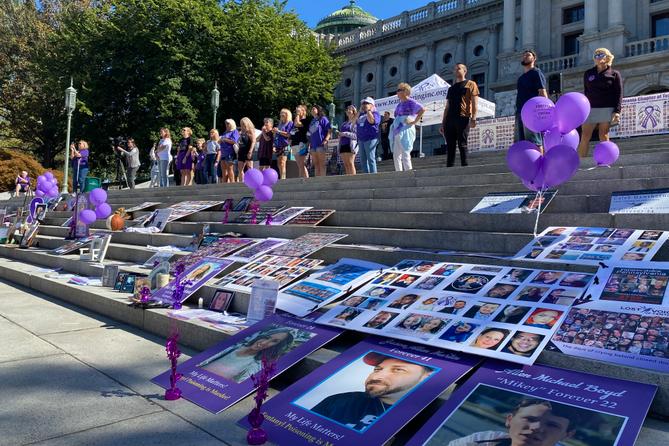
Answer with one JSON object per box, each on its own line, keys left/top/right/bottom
{"left": 533, "top": 189, "right": 544, "bottom": 237}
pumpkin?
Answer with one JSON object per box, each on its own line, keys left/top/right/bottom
{"left": 107, "top": 207, "right": 127, "bottom": 231}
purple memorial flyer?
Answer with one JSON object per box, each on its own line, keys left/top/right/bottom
{"left": 238, "top": 337, "right": 479, "bottom": 446}
{"left": 151, "top": 314, "right": 340, "bottom": 413}
{"left": 406, "top": 359, "right": 656, "bottom": 446}
{"left": 150, "top": 257, "right": 232, "bottom": 304}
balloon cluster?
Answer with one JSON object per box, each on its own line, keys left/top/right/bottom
{"left": 243, "top": 168, "right": 278, "bottom": 202}
{"left": 508, "top": 92, "right": 620, "bottom": 192}
{"left": 35, "top": 172, "right": 60, "bottom": 199}
{"left": 78, "top": 188, "right": 111, "bottom": 225}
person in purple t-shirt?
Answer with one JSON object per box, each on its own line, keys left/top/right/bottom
{"left": 339, "top": 105, "right": 358, "bottom": 175}
{"left": 272, "top": 108, "right": 294, "bottom": 180}
{"left": 356, "top": 97, "right": 381, "bottom": 174}
{"left": 70, "top": 140, "right": 90, "bottom": 193}
{"left": 390, "top": 83, "right": 425, "bottom": 172}
{"left": 307, "top": 105, "right": 332, "bottom": 177}
{"left": 219, "top": 119, "right": 239, "bottom": 183}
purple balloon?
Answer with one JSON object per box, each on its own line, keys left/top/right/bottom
{"left": 40, "top": 180, "right": 53, "bottom": 191}
{"left": 37, "top": 175, "right": 47, "bottom": 185}
{"left": 95, "top": 203, "right": 112, "bottom": 219}
{"left": 89, "top": 188, "right": 107, "bottom": 206}
{"left": 35, "top": 189, "right": 45, "bottom": 198}
{"left": 521, "top": 96, "right": 555, "bottom": 133}
{"left": 262, "top": 168, "right": 278, "bottom": 186}
{"left": 543, "top": 144, "right": 580, "bottom": 188}
{"left": 506, "top": 141, "right": 542, "bottom": 181}
{"left": 48, "top": 187, "right": 59, "bottom": 198}
{"left": 79, "top": 209, "right": 97, "bottom": 225}
{"left": 544, "top": 127, "right": 579, "bottom": 151}
{"left": 243, "top": 168, "right": 264, "bottom": 190}
{"left": 555, "top": 92, "right": 591, "bottom": 133}
{"left": 254, "top": 185, "right": 273, "bottom": 202}
{"left": 593, "top": 141, "right": 620, "bottom": 166}
{"left": 44, "top": 171, "right": 54, "bottom": 180}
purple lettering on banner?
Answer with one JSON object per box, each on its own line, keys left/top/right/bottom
{"left": 406, "top": 359, "right": 656, "bottom": 446}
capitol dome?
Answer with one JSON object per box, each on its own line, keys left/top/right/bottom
{"left": 314, "top": 1, "right": 378, "bottom": 35}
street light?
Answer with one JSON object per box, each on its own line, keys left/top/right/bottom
{"left": 327, "top": 102, "right": 338, "bottom": 137}
{"left": 211, "top": 82, "right": 220, "bottom": 130}
{"left": 62, "top": 77, "right": 77, "bottom": 193}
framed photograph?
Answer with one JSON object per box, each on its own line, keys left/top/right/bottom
{"left": 232, "top": 197, "right": 254, "bottom": 212}
{"left": 209, "top": 290, "right": 234, "bottom": 312}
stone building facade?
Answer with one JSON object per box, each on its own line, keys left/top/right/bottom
{"left": 321, "top": 0, "right": 669, "bottom": 153}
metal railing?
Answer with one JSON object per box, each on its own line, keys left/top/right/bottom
{"left": 537, "top": 54, "right": 579, "bottom": 73}
{"left": 625, "top": 36, "right": 669, "bottom": 57}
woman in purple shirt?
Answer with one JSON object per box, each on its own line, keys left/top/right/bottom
{"left": 307, "top": 105, "right": 331, "bottom": 177}
{"left": 390, "top": 83, "right": 425, "bottom": 172}
{"left": 219, "top": 119, "right": 239, "bottom": 183}
{"left": 339, "top": 105, "right": 358, "bottom": 175}
{"left": 577, "top": 48, "right": 623, "bottom": 158}
{"left": 356, "top": 97, "right": 381, "bottom": 174}
{"left": 70, "top": 140, "right": 90, "bottom": 193}
{"left": 272, "top": 108, "right": 294, "bottom": 180}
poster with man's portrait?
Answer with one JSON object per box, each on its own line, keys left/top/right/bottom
{"left": 237, "top": 338, "right": 478, "bottom": 446}
{"left": 406, "top": 360, "right": 656, "bottom": 446}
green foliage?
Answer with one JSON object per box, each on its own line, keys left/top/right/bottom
{"left": 0, "top": 0, "right": 341, "bottom": 179}
{"left": 0, "top": 148, "right": 66, "bottom": 192}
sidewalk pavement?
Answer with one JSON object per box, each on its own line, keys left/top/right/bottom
{"left": 0, "top": 279, "right": 259, "bottom": 446}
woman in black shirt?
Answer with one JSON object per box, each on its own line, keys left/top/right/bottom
{"left": 237, "top": 117, "right": 256, "bottom": 183}
{"left": 290, "top": 104, "right": 312, "bottom": 178}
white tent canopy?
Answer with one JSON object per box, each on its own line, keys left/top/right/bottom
{"left": 374, "top": 73, "right": 495, "bottom": 126}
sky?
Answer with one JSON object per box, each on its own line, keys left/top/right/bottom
{"left": 284, "top": 0, "right": 429, "bottom": 28}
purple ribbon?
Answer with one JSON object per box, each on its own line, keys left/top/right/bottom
{"left": 638, "top": 105, "right": 660, "bottom": 129}
{"left": 482, "top": 129, "right": 494, "bottom": 145}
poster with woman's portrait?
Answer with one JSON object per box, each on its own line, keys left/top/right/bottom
{"left": 151, "top": 314, "right": 340, "bottom": 414}
{"left": 406, "top": 360, "right": 655, "bottom": 446}
{"left": 150, "top": 257, "right": 233, "bottom": 305}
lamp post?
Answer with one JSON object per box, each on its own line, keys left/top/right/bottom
{"left": 211, "top": 82, "right": 220, "bottom": 130}
{"left": 62, "top": 78, "right": 77, "bottom": 193}
{"left": 327, "top": 102, "right": 338, "bottom": 137}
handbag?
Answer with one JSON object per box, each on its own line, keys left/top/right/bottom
{"left": 233, "top": 143, "right": 240, "bottom": 154}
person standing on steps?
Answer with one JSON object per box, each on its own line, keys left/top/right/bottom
{"left": 237, "top": 117, "right": 257, "bottom": 183}
{"left": 440, "top": 63, "right": 478, "bottom": 167}
{"left": 290, "top": 105, "right": 311, "bottom": 178}
{"left": 273, "top": 109, "right": 294, "bottom": 180}
{"left": 515, "top": 50, "right": 547, "bottom": 150}
{"left": 155, "top": 128, "right": 172, "bottom": 188}
{"left": 339, "top": 105, "right": 358, "bottom": 176}
{"left": 356, "top": 97, "right": 381, "bottom": 174}
{"left": 307, "top": 105, "right": 331, "bottom": 177}
{"left": 577, "top": 48, "right": 623, "bottom": 158}
{"left": 379, "top": 111, "right": 394, "bottom": 161}
{"left": 70, "top": 140, "right": 90, "bottom": 193}
{"left": 115, "top": 138, "right": 141, "bottom": 189}
{"left": 390, "top": 83, "right": 425, "bottom": 172}
{"left": 205, "top": 129, "right": 220, "bottom": 184}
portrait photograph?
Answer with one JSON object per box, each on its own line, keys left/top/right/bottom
{"left": 542, "top": 288, "right": 582, "bottom": 305}
{"left": 558, "top": 273, "right": 594, "bottom": 288}
{"left": 601, "top": 268, "right": 669, "bottom": 305}
{"left": 363, "top": 285, "right": 397, "bottom": 299}
{"left": 500, "top": 268, "right": 533, "bottom": 283}
{"left": 469, "top": 327, "right": 511, "bottom": 350}
{"left": 523, "top": 308, "right": 564, "bottom": 330}
{"left": 639, "top": 230, "right": 662, "bottom": 241}
{"left": 414, "top": 275, "right": 446, "bottom": 290}
{"left": 362, "top": 311, "right": 400, "bottom": 330}
{"left": 433, "top": 264, "right": 463, "bottom": 277}
{"left": 530, "top": 271, "right": 564, "bottom": 285}
{"left": 439, "top": 322, "right": 479, "bottom": 343}
{"left": 373, "top": 272, "right": 401, "bottom": 285}
{"left": 358, "top": 297, "right": 385, "bottom": 311}
{"left": 209, "top": 290, "right": 234, "bottom": 312}
{"left": 515, "top": 285, "right": 550, "bottom": 302}
{"left": 493, "top": 305, "right": 531, "bottom": 324}
{"left": 438, "top": 299, "right": 468, "bottom": 315}
{"left": 463, "top": 302, "right": 501, "bottom": 320}
{"left": 328, "top": 307, "right": 364, "bottom": 326}
{"left": 392, "top": 273, "right": 421, "bottom": 288}
{"left": 387, "top": 293, "right": 421, "bottom": 310}
{"left": 445, "top": 273, "right": 496, "bottom": 294}
{"left": 500, "top": 331, "right": 545, "bottom": 357}
{"left": 484, "top": 283, "right": 519, "bottom": 299}
{"left": 315, "top": 263, "right": 372, "bottom": 286}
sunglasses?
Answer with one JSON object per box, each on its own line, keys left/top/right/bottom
{"left": 594, "top": 53, "right": 607, "bottom": 59}
{"left": 396, "top": 88, "right": 405, "bottom": 93}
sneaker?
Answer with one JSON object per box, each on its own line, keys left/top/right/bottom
{"left": 376, "top": 157, "right": 382, "bottom": 162}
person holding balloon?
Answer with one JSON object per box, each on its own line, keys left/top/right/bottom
{"left": 577, "top": 48, "right": 623, "bottom": 158}
{"left": 70, "top": 140, "right": 90, "bottom": 193}
{"left": 514, "top": 50, "right": 547, "bottom": 149}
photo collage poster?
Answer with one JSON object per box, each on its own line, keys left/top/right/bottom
{"left": 470, "top": 191, "right": 556, "bottom": 214}
{"left": 124, "top": 202, "right": 161, "bottom": 213}
{"left": 549, "top": 261, "right": 669, "bottom": 372}
{"left": 286, "top": 209, "right": 336, "bottom": 226}
{"left": 233, "top": 205, "right": 286, "bottom": 224}
{"left": 315, "top": 260, "right": 595, "bottom": 365}
{"left": 609, "top": 188, "right": 669, "bottom": 214}
{"left": 178, "top": 237, "right": 254, "bottom": 270}
{"left": 406, "top": 359, "right": 656, "bottom": 446}
{"left": 166, "top": 200, "right": 224, "bottom": 222}
{"left": 514, "top": 226, "right": 669, "bottom": 266}
{"left": 215, "top": 255, "right": 323, "bottom": 294}
{"left": 237, "top": 337, "right": 479, "bottom": 446}
{"left": 264, "top": 206, "right": 313, "bottom": 225}
{"left": 225, "top": 238, "right": 289, "bottom": 262}
{"left": 268, "top": 232, "right": 348, "bottom": 258}
{"left": 277, "top": 258, "right": 387, "bottom": 317}
{"left": 152, "top": 314, "right": 341, "bottom": 414}
{"left": 151, "top": 257, "right": 233, "bottom": 305}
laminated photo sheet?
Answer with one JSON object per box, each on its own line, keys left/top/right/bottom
{"left": 141, "top": 250, "right": 175, "bottom": 268}
{"left": 263, "top": 206, "right": 313, "bottom": 225}
{"left": 285, "top": 209, "right": 336, "bottom": 226}
{"left": 267, "top": 232, "right": 348, "bottom": 258}
{"left": 514, "top": 226, "right": 669, "bottom": 266}
{"left": 215, "top": 255, "right": 323, "bottom": 294}
{"left": 225, "top": 238, "right": 289, "bottom": 262}
{"left": 124, "top": 202, "right": 161, "bottom": 213}
{"left": 406, "top": 359, "right": 656, "bottom": 446}
{"left": 166, "top": 200, "right": 224, "bottom": 222}
{"left": 152, "top": 314, "right": 341, "bottom": 414}
{"left": 470, "top": 190, "right": 557, "bottom": 214}
{"left": 237, "top": 337, "right": 479, "bottom": 446}
{"left": 277, "top": 258, "right": 387, "bottom": 316}
{"left": 234, "top": 205, "right": 286, "bottom": 224}
{"left": 178, "top": 237, "right": 254, "bottom": 270}
{"left": 314, "top": 260, "right": 594, "bottom": 365}
{"left": 150, "top": 257, "right": 233, "bottom": 305}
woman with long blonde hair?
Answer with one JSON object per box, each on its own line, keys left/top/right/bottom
{"left": 290, "top": 105, "right": 311, "bottom": 178}
{"left": 156, "top": 128, "right": 172, "bottom": 187}
{"left": 178, "top": 127, "right": 194, "bottom": 186}
{"left": 237, "top": 117, "right": 257, "bottom": 183}
{"left": 219, "top": 119, "right": 239, "bottom": 183}
{"left": 273, "top": 108, "right": 293, "bottom": 180}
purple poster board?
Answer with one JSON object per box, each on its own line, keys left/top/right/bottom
{"left": 152, "top": 314, "right": 340, "bottom": 413}
{"left": 238, "top": 337, "right": 478, "bottom": 446}
{"left": 150, "top": 257, "right": 232, "bottom": 305}
{"left": 407, "top": 359, "right": 656, "bottom": 446}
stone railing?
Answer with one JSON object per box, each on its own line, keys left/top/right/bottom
{"left": 537, "top": 55, "right": 579, "bottom": 73}
{"left": 625, "top": 36, "right": 669, "bottom": 57}
{"left": 336, "top": 0, "right": 491, "bottom": 50}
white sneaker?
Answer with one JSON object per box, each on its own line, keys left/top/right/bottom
{"left": 376, "top": 157, "right": 382, "bottom": 162}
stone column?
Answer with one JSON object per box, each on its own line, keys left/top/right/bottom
{"left": 502, "top": 0, "right": 516, "bottom": 52}
{"left": 426, "top": 42, "right": 436, "bottom": 75}
{"left": 608, "top": 0, "right": 623, "bottom": 27}
{"left": 375, "top": 56, "right": 384, "bottom": 99}
{"left": 353, "top": 62, "right": 361, "bottom": 106}
{"left": 521, "top": 0, "right": 536, "bottom": 49}
{"left": 488, "top": 24, "right": 499, "bottom": 85}
{"left": 400, "top": 49, "right": 409, "bottom": 83}
{"left": 455, "top": 34, "right": 465, "bottom": 64}
{"left": 584, "top": 0, "right": 598, "bottom": 33}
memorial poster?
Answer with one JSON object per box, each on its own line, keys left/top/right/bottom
{"left": 406, "top": 359, "right": 656, "bottom": 446}
{"left": 238, "top": 337, "right": 478, "bottom": 446}
{"left": 609, "top": 188, "right": 669, "bottom": 214}
{"left": 264, "top": 206, "right": 313, "bottom": 225}
{"left": 234, "top": 205, "right": 286, "bottom": 224}
{"left": 286, "top": 209, "right": 335, "bottom": 226}
{"left": 470, "top": 191, "right": 556, "bottom": 214}
{"left": 268, "top": 232, "right": 348, "bottom": 258}
{"left": 141, "top": 251, "right": 174, "bottom": 268}
{"left": 152, "top": 314, "right": 340, "bottom": 414}
{"left": 215, "top": 255, "right": 322, "bottom": 293}
{"left": 315, "top": 261, "right": 593, "bottom": 365}
{"left": 178, "top": 237, "right": 253, "bottom": 269}
{"left": 226, "top": 238, "right": 288, "bottom": 262}
{"left": 165, "top": 200, "right": 224, "bottom": 222}
{"left": 513, "top": 226, "right": 669, "bottom": 265}
{"left": 150, "top": 257, "right": 233, "bottom": 305}
{"left": 277, "top": 258, "right": 387, "bottom": 316}
{"left": 232, "top": 197, "right": 254, "bottom": 212}
{"left": 124, "top": 202, "right": 161, "bottom": 213}
{"left": 49, "top": 235, "right": 100, "bottom": 255}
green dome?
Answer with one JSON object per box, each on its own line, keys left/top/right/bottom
{"left": 314, "top": 1, "right": 378, "bottom": 35}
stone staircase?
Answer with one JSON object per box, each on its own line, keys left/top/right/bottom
{"left": 1, "top": 134, "right": 668, "bottom": 444}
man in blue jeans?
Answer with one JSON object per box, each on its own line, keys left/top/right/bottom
{"left": 515, "top": 49, "right": 548, "bottom": 149}
{"left": 357, "top": 97, "right": 381, "bottom": 174}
